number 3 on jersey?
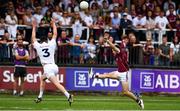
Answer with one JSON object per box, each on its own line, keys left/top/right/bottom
{"left": 42, "top": 48, "right": 50, "bottom": 57}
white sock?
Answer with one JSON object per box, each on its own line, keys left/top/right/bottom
{"left": 38, "top": 90, "right": 44, "bottom": 98}
{"left": 20, "top": 91, "right": 24, "bottom": 95}
{"left": 64, "top": 91, "right": 70, "bottom": 99}
{"left": 13, "top": 90, "right": 17, "bottom": 94}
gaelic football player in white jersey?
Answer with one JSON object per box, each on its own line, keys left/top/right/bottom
{"left": 32, "top": 19, "right": 73, "bottom": 106}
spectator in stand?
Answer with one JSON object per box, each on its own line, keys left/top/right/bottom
{"left": 176, "top": 19, "right": 180, "bottom": 39}
{"left": 159, "top": 35, "right": 170, "bottom": 66}
{"left": 13, "top": 35, "right": 29, "bottom": 96}
{"left": 143, "top": 0, "right": 154, "bottom": 11}
{"left": 110, "top": 6, "right": 121, "bottom": 19}
{"left": 33, "top": 6, "right": 43, "bottom": 26}
{"left": 57, "top": 30, "right": 71, "bottom": 64}
{"left": 153, "top": 6, "right": 161, "bottom": 17}
{"left": 145, "top": 10, "right": 156, "bottom": 41}
{"left": 123, "top": 7, "right": 132, "bottom": 21}
{"left": 96, "top": 36, "right": 105, "bottom": 64}
{"left": 90, "top": 2, "right": 99, "bottom": 23}
{"left": 83, "top": 9, "right": 94, "bottom": 28}
{"left": 58, "top": 0, "right": 66, "bottom": 11}
{"left": 170, "top": 35, "right": 180, "bottom": 66}
{"left": 143, "top": 38, "right": 154, "bottom": 65}
{"left": 153, "top": 48, "right": 160, "bottom": 66}
{"left": 5, "top": 11, "right": 18, "bottom": 40}
{"left": 110, "top": 11, "right": 120, "bottom": 41}
{"left": 130, "top": 4, "right": 136, "bottom": 19}
{"left": 155, "top": 11, "right": 172, "bottom": 41}
{"left": 83, "top": 36, "right": 96, "bottom": 64}
{"left": 23, "top": 7, "right": 34, "bottom": 42}
{"left": 90, "top": 0, "right": 104, "bottom": 8}
{"left": 132, "top": 14, "right": 146, "bottom": 41}
{"left": 0, "top": 18, "right": 6, "bottom": 37}
{"left": 132, "top": 14, "right": 146, "bottom": 29}
{"left": 42, "top": 9, "right": 52, "bottom": 24}
{"left": 0, "top": 31, "right": 13, "bottom": 62}
{"left": 163, "top": 0, "right": 176, "bottom": 12}
{"left": 4, "top": 1, "right": 15, "bottom": 16}
{"left": 70, "top": 34, "right": 83, "bottom": 64}
{"left": 23, "top": 8, "right": 33, "bottom": 26}
{"left": 120, "top": 13, "right": 132, "bottom": 35}
{"left": 59, "top": 11, "right": 72, "bottom": 26}
{"left": 93, "top": 16, "right": 105, "bottom": 40}
{"left": 166, "top": 5, "right": 176, "bottom": 25}
{"left": 177, "top": 4, "right": 180, "bottom": 15}
{"left": 99, "top": 0, "right": 109, "bottom": 17}
{"left": 128, "top": 33, "right": 144, "bottom": 65}
{"left": 39, "top": 18, "right": 50, "bottom": 27}
{"left": 71, "top": 12, "right": 83, "bottom": 40}
{"left": 166, "top": 5, "right": 177, "bottom": 41}
{"left": 67, "top": 0, "right": 79, "bottom": 13}
{"left": 15, "top": 1, "right": 25, "bottom": 22}
{"left": 52, "top": 5, "right": 63, "bottom": 24}
{"left": 166, "top": 4, "right": 176, "bottom": 16}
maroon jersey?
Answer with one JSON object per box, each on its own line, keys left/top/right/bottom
{"left": 167, "top": 14, "right": 176, "bottom": 28}
{"left": 115, "top": 42, "right": 129, "bottom": 72}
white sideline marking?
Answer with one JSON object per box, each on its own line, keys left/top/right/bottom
{"left": 0, "top": 109, "right": 180, "bottom": 111}
{"left": 0, "top": 98, "right": 179, "bottom": 102}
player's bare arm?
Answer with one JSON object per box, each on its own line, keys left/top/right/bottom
{"left": 31, "top": 20, "right": 37, "bottom": 43}
{"left": 51, "top": 18, "right": 57, "bottom": 39}
{"left": 104, "top": 36, "right": 120, "bottom": 53}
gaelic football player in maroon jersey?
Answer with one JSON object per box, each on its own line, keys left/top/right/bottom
{"left": 89, "top": 35, "right": 144, "bottom": 109}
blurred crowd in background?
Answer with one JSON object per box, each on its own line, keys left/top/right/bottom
{"left": 0, "top": 0, "right": 180, "bottom": 67}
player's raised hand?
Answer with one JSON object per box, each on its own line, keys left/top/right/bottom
{"left": 32, "top": 19, "right": 37, "bottom": 28}
{"left": 51, "top": 18, "right": 56, "bottom": 24}
{"left": 104, "top": 34, "right": 109, "bottom": 42}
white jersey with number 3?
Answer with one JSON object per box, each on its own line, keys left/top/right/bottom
{"left": 33, "top": 39, "right": 56, "bottom": 65}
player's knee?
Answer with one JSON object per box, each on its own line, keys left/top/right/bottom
{"left": 122, "top": 90, "right": 129, "bottom": 96}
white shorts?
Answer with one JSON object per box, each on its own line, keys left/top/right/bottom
{"left": 43, "top": 64, "right": 59, "bottom": 78}
{"left": 114, "top": 71, "right": 128, "bottom": 82}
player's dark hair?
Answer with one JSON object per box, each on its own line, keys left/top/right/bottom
{"left": 40, "top": 36, "right": 48, "bottom": 43}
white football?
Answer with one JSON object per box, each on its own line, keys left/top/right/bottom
{"left": 80, "top": 1, "right": 89, "bottom": 9}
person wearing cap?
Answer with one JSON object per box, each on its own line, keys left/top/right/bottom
{"left": 120, "top": 12, "right": 132, "bottom": 30}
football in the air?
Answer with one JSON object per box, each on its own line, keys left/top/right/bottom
{"left": 80, "top": 1, "right": 89, "bottom": 9}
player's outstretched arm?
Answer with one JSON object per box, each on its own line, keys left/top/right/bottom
{"left": 104, "top": 37, "right": 120, "bottom": 53}
{"left": 31, "top": 20, "right": 37, "bottom": 43}
{"left": 51, "top": 19, "right": 57, "bottom": 40}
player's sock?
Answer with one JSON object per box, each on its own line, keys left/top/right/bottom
{"left": 13, "top": 90, "right": 17, "bottom": 95}
{"left": 95, "top": 75, "right": 99, "bottom": 78}
{"left": 38, "top": 90, "right": 44, "bottom": 98}
{"left": 136, "top": 97, "right": 140, "bottom": 102}
{"left": 19, "top": 91, "right": 24, "bottom": 96}
{"left": 64, "top": 91, "right": 70, "bottom": 99}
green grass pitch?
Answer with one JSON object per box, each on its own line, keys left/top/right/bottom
{"left": 0, "top": 93, "right": 180, "bottom": 110}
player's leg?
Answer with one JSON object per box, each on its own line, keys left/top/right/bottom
{"left": 95, "top": 71, "right": 119, "bottom": 80}
{"left": 13, "top": 77, "right": 18, "bottom": 95}
{"left": 49, "top": 75, "right": 73, "bottom": 106}
{"left": 19, "top": 77, "right": 25, "bottom": 96}
{"left": 121, "top": 76, "right": 144, "bottom": 109}
{"left": 34, "top": 75, "right": 46, "bottom": 103}
{"left": 121, "top": 81, "right": 138, "bottom": 101}
{"left": 89, "top": 68, "right": 119, "bottom": 80}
